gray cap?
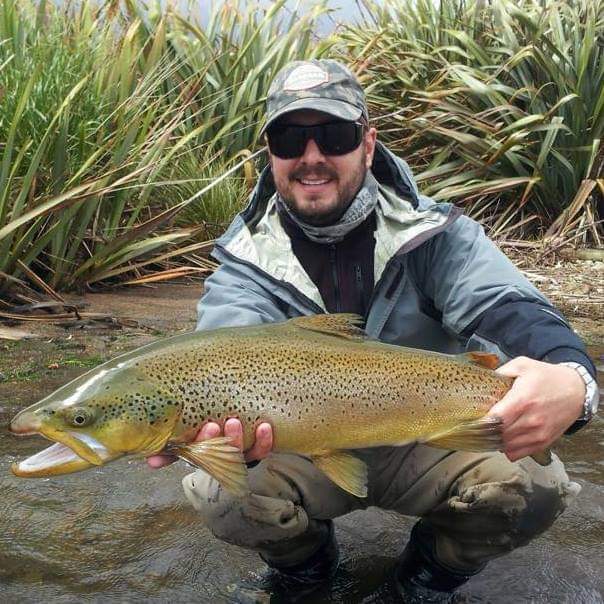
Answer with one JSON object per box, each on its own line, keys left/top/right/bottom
{"left": 262, "top": 59, "right": 369, "bottom": 133}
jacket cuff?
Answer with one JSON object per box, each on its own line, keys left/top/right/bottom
{"left": 541, "top": 346, "right": 596, "bottom": 378}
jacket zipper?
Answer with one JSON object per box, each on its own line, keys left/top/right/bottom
{"left": 354, "top": 264, "right": 364, "bottom": 310}
{"left": 330, "top": 244, "right": 342, "bottom": 313}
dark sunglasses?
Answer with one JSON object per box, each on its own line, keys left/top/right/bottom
{"left": 266, "top": 121, "right": 365, "bottom": 159}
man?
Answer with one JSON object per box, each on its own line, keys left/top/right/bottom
{"left": 148, "top": 60, "right": 599, "bottom": 601}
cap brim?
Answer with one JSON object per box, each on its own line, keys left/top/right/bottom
{"left": 261, "top": 98, "right": 363, "bottom": 134}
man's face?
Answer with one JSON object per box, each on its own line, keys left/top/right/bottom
{"left": 268, "top": 110, "right": 377, "bottom": 226}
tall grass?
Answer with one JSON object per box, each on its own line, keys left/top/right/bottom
{"left": 339, "top": 0, "right": 603, "bottom": 241}
{"left": 0, "top": 0, "right": 330, "bottom": 295}
{"left": 1, "top": 0, "right": 601, "bottom": 300}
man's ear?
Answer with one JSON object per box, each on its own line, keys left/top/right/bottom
{"left": 364, "top": 127, "right": 377, "bottom": 169}
{"left": 266, "top": 145, "right": 275, "bottom": 172}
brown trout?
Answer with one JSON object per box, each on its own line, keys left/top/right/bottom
{"left": 10, "top": 314, "right": 513, "bottom": 497}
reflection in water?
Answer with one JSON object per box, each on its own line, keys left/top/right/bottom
{"left": 1, "top": 349, "right": 602, "bottom": 603}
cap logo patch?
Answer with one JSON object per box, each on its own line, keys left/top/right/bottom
{"left": 283, "top": 64, "right": 328, "bottom": 91}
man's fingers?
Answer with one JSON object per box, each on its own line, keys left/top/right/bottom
{"left": 244, "top": 422, "right": 273, "bottom": 462}
{"left": 495, "top": 356, "right": 532, "bottom": 378}
{"left": 224, "top": 418, "right": 244, "bottom": 450}
{"left": 488, "top": 391, "right": 525, "bottom": 427}
{"left": 146, "top": 454, "right": 176, "bottom": 468}
{"left": 197, "top": 421, "right": 221, "bottom": 442}
{"left": 149, "top": 418, "right": 272, "bottom": 468}
{"left": 503, "top": 423, "right": 562, "bottom": 452}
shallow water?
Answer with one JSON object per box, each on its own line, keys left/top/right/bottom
{"left": 1, "top": 349, "right": 602, "bottom": 603}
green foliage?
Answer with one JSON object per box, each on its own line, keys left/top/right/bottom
{"left": 163, "top": 0, "right": 332, "bottom": 155}
{"left": 338, "top": 0, "right": 603, "bottom": 240}
{"left": 0, "top": 0, "right": 601, "bottom": 300}
{"left": 0, "top": 0, "right": 329, "bottom": 294}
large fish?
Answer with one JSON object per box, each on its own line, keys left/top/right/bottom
{"left": 10, "top": 314, "right": 515, "bottom": 497}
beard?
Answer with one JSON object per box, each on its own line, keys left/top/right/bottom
{"left": 276, "top": 154, "right": 367, "bottom": 226}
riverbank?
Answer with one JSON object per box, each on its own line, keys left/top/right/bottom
{"left": 0, "top": 253, "right": 602, "bottom": 390}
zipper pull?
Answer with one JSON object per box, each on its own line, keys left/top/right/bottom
{"left": 354, "top": 265, "right": 362, "bottom": 283}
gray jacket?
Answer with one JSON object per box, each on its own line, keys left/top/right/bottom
{"left": 196, "top": 142, "right": 594, "bottom": 432}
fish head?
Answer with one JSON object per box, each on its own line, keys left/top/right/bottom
{"left": 10, "top": 363, "right": 182, "bottom": 478}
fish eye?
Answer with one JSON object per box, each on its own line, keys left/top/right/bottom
{"left": 67, "top": 408, "right": 95, "bottom": 428}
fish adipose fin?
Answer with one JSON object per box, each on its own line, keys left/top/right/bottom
{"left": 424, "top": 416, "right": 503, "bottom": 451}
{"left": 170, "top": 437, "right": 249, "bottom": 497}
{"left": 462, "top": 351, "right": 501, "bottom": 369}
{"left": 291, "top": 314, "right": 366, "bottom": 340}
{"left": 311, "top": 450, "right": 368, "bottom": 497}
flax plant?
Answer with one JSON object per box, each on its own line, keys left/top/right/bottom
{"left": 153, "top": 0, "right": 332, "bottom": 154}
{"left": 339, "top": 0, "right": 603, "bottom": 242}
{"left": 0, "top": 0, "right": 327, "bottom": 294}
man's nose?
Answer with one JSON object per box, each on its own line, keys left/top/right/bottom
{"left": 299, "top": 137, "right": 326, "bottom": 163}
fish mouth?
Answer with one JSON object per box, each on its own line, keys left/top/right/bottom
{"left": 11, "top": 442, "right": 95, "bottom": 477}
{"left": 11, "top": 428, "right": 120, "bottom": 478}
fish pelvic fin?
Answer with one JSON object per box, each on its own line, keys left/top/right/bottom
{"left": 169, "top": 437, "right": 249, "bottom": 497}
{"left": 461, "top": 351, "right": 501, "bottom": 369}
{"left": 424, "top": 416, "right": 503, "bottom": 452}
{"left": 310, "top": 450, "right": 368, "bottom": 498}
{"left": 290, "top": 314, "right": 366, "bottom": 340}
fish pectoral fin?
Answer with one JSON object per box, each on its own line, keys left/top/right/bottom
{"left": 140, "top": 425, "right": 176, "bottom": 457}
{"left": 310, "top": 450, "right": 368, "bottom": 498}
{"left": 290, "top": 314, "right": 366, "bottom": 340}
{"left": 424, "top": 416, "right": 503, "bottom": 452}
{"left": 171, "top": 437, "right": 249, "bottom": 497}
{"left": 461, "top": 351, "right": 501, "bottom": 369}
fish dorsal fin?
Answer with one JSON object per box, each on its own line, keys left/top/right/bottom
{"left": 310, "top": 450, "right": 368, "bottom": 497}
{"left": 290, "top": 314, "right": 366, "bottom": 340}
{"left": 462, "top": 351, "right": 501, "bottom": 370}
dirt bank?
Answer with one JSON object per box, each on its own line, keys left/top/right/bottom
{"left": 505, "top": 248, "right": 604, "bottom": 330}
{"left": 0, "top": 253, "right": 602, "bottom": 398}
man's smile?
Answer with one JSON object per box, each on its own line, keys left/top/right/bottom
{"left": 299, "top": 178, "right": 330, "bottom": 186}
{"left": 291, "top": 168, "right": 337, "bottom": 193}
{"left": 295, "top": 176, "right": 334, "bottom": 193}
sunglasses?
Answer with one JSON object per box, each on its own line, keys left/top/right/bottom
{"left": 266, "top": 121, "right": 365, "bottom": 159}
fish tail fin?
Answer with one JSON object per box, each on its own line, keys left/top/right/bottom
{"left": 424, "top": 416, "right": 503, "bottom": 452}
{"left": 170, "top": 437, "right": 249, "bottom": 497}
{"left": 310, "top": 450, "right": 368, "bottom": 498}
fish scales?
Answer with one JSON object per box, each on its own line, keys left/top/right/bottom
{"left": 131, "top": 321, "right": 508, "bottom": 454}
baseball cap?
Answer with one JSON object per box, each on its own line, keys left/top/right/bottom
{"left": 262, "top": 59, "right": 369, "bottom": 133}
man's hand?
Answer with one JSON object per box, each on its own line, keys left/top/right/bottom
{"left": 488, "top": 356, "right": 586, "bottom": 462}
{"left": 146, "top": 419, "right": 274, "bottom": 469}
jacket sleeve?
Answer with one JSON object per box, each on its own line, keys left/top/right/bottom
{"left": 196, "top": 262, "right": 288, "bottom": 331}
{"left": 411, "top": 215, "right": 596, "bottom": 377}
